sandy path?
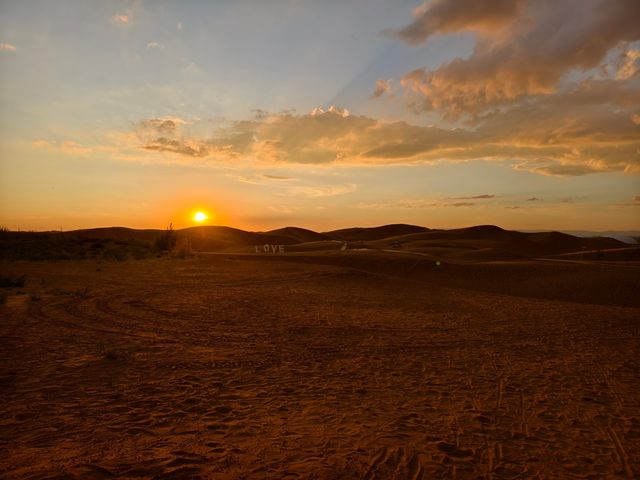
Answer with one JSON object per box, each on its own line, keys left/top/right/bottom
{"left": 1, "top": 256, "right": 639, "bottom": 479}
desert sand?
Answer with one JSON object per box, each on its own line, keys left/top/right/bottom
{"left": 1, "top": 250, "right": 639, "bottom": 479}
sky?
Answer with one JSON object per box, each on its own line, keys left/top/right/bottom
{"left": 0, "top": 0, "right": 639, "bottom": 232}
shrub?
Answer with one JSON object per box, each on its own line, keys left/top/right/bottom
{"left": 154, "top": 222, "right": 177, "bottom": 252}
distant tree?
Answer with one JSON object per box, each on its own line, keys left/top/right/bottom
{"left": 154, "top": 222, "right": 177, "bottom": 252}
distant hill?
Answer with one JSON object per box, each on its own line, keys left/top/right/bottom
{"left": 266, "top": 227, "right": 331, "bottom": 243}
{"left": 325, "top": 224, "right": 429, "bottom": 241}
{"left": 367, "top": 225, "right": 626, "bottom": 260}
{"left": 559, "top": 231, "right": 640, "bottom": 244}
{"left": 176, "top": 226, "right": 294, "bottom": 251}
{"left": 67, "top": 227, "right": 161, "bottom": 242}
{"left": 0, "top": 224, "right": 631, "bottom": 261}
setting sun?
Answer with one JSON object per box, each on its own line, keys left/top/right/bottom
{"left": 194, "top": 211, "right": 207, "bottom": 222}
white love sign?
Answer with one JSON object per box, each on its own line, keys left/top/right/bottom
{"left": 255, "top": 244, "right": 285, "bottom": 254}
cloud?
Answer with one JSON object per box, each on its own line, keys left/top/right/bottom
{"left": 111, "top": 14, "right": 130, "bottom": 25}
{"left": 135, "top": 117, "right": 215, "bottom": 158}
{"left": 611, "top": 195, "right": 640, "bottom": 207}
{"left": 146, "top": 42, "right": 164, "bottom": 50}
{"left": 262, "top": 174, "right": 292, "bottom": 180}
{"left": 0, "top": 43, "right": 16, "bottom": 52}
{"left": 359, "top": 198, "right": 479, "bottom": 209}
{"left": 451, "top": 194, "right": 495, "bottom": 199}
{"left": 514, "top": 161, "right": 606, "bottom": 177}
{"left": 233, "top": 173, "right": 293, "bottom": 185}
{"left": 127, "top": 88, "right": 639, "bottom": 175}
{"left": 394, "top": 0, "right": 640, "bottom": 118}
{"left": 143, "top": 137, "right": 209, "bottom": 157}
{"left": 390, "top": 0, "right": 526, "bottom": 45}
{"left": 310, "top": 105, "right": 350, "bottom": 117}
{"left": 139, "top": 117, "right": 186, "bottom": 135}
{"left": 267, "top": 205, "right": 303, "bottom": 215}
{"left": 283, "top": 184, "right": 357, "bottom": 198}
{"left": 616, "top": 48, "right": 640, "bottom": 79}
{"left": 371, "top": 79, "right": 393, "bottom": 98}
{"left": 33, "top": 140, "right": 92, "bottom": 155}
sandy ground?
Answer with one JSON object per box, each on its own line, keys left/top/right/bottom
{"left": 1, "top": 254, "right": 639, "bottom": 479}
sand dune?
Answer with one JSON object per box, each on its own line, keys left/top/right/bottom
{"left": 1, "top": 251, "right": 639, "bottom": 478}
{"left": 267, "top": 227, "right": 332, "bottom": 244}
{"left": 324, "top": 224, "right": 430, "bottom": 241}
{"left": 17, "top": 224, "right": 623, "bottom": 263}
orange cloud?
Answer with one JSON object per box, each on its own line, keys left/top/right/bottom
{"left": 127, "top": 82, "right": 639, "bottom": 175}
{"left": 390, "top": 0, "right": 525, "bottom": 45}
{"left": 33, "top": 140, "right": 92, "bottom": 155}
{"left": 616, "top": 48, "right": 640, "bottom": 79}
{"left": 371, "top": 79, "right": 393, "bottom": 98}
{"left": 394, "top": 0, "right": 640, "bottom": 118}
{"left": 111, "top": 14, "right": 130, "bottom": 25}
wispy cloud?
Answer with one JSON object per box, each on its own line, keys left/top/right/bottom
{"left": 0, "top": 43, "right": 17, "bottom": 51}
{"left": 611, "top": 195, "right": 640, "bottom": 207}
{"left": 33, "top": 140, "right": 92, "bottom": 155}
{"left": 283, "top": 184, "right": 357, "bottom": 198}
{"left": 233, "top": 173, "right": 294, "bottom": 185}
{"left": 451, "top": 194, "right": 495, "bottom": 200}
{"left": 284, "top": 183, "right": 358, "bottom": 198}
{"left": 267, "top": 204, "right": 303, "bottom": 215}
{"left": 359, "top": 198, "right": 477, "bottom": 209}
{"left": 371, "top": 79, "right": 393, "bottom": 98}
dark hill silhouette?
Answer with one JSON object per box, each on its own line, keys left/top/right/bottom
{"left": 267, "top": 227, "right": 331, "bottom": 243}
{"left": 368, "top": 225, "right": 624, "bottom": 259}
{"left": 0, "top": 224, "right": 628, "bottom": 261}
{"left": 325, "top": 224, "right": 429, "bottom": 241}
{"left": 175, "top": 226, "right": 310, "bottom": 251}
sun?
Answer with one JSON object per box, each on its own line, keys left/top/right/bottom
{"left": 194, "top": 211, "right": 207, "bottom": 222}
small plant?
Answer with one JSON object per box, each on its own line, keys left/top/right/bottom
{"left": 154, "top": 222, "right": 177, "bottom": 252}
